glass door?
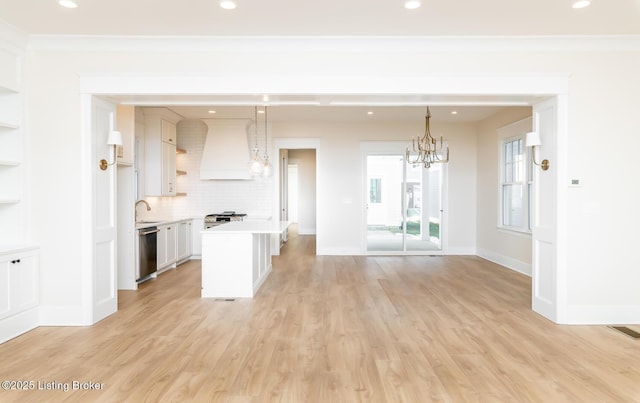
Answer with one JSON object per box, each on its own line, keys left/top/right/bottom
{"left": 366, "top": 153, "right": 443, "bottom": 253}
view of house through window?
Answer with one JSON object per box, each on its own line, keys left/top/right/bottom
{"left": 366, "top": 154, "right": 443, "bottom": 253}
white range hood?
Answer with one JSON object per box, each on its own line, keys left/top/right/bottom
{"left": 200, "top": 119, "right": 253, "bottom": 180}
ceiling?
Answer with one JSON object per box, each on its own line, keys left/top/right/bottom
{"left": 0, "top": 0, "right": 638, "bottom": 36}
{"left": 1, "top": 0, "right": 635, "bottom": 123}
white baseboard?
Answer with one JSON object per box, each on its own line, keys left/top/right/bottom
{"left": 476, "top": 248, "right": 532, "bottom": 277}
{"left": 445, "top": 247, "right": 477, "bottom": 255}
{"left": 564, "top": 305, "right": 640, "bottom": 325}
{"left": 38, "top": 305, "right": 89, "bottom": 326}
{"left": 297, "top": 228, "right": 316, "bottom": 235}
{"left": 0, "top": 307, "right": 39, "bottom": 344}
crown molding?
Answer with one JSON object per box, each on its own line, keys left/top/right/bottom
{"left": 26, "top": 35, "right": 640, "bottom": 53}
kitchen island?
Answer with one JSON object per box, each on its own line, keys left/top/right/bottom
{"left": 201, "top": 220, "right": 289, "bottom": 298}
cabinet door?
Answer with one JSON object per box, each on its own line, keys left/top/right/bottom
{"left": 9, "top": 255, "right": 38, "bottom": 313}
{"left": 162, "top": 142, "right": 176, "bottom": 196}
{"left": 177, "top": 221, "right": 189, "bottom": 261}
{"left": 161, "top": 119, "right": 176, "bottom": 145}
{"left": 157, "top": 226, "right": 168, "bottom": 269}
{"left": 166, "top": 224, "right": 177, "bottom": 264}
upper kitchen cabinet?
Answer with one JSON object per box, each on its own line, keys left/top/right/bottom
{"left": 142, "top": 108, "right": 183, "bottom": 197}
{"left": 115, "top": 105, "right": 135, "bottom": 166}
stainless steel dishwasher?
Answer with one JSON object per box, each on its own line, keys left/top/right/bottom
{"left": 138, "top": 226, "right": 159, "bottom": 281}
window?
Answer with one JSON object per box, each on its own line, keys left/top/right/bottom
{"left": 500, "top": 136, "right": 532, "bottom": 232}
{"left": 369, "top": 178, "right": 382, "bottom": 203}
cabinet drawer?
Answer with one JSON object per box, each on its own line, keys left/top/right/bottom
{"left": 161, "top": 119, "right": 176, "bottom": 144}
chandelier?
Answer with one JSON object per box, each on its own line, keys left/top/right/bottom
{"left": 406, "top": 107, "right": 449, "bottom": 168}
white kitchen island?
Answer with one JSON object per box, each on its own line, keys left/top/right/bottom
{"left": 201, "top": 220, "right": 289, "bottom": 298}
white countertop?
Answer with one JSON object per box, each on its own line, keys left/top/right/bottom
{"left": 202, "top": 220, "right": 290, "bottom": 234}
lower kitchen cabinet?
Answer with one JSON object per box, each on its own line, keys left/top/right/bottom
{"left": 157, "top": 219, "right": 191, "bottom": 273}
{"left": 157, "top": 223, "right": 176, "bottom": 272}
{"left": 177, "top": 220, "right": 191, "bottom": 263}
{"left": 0, "top": 246, "right": 39, "bottom": 343}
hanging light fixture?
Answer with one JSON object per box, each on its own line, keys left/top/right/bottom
{"left": 405, "top": 107, "right": 449, "bottom": 168}
{"left": 248, "top": 106, "right": 264, "bottom": 175}
{"left": 262, "top": 106, "right": 273, "bottom": 177}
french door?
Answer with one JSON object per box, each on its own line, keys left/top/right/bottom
{"left": 365, "top": 151, "right": 444, "bottom": 254}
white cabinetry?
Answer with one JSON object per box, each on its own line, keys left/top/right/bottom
{"left": 177, "top": 220, "right": 191, "bottom": 263}
{"left": 162, "top": 142, "right": 176, "bottom": 195}
{"left": 0, "top": 47, "right": 24, "bottom": 244}
{"left": 157, "top": 223, "right": 176, "bottom": 272}
{"left": 143, "top": 108, "right": 182, "bottom": 196}
{"left": 0, "top": 247, "right": 39, "bottom": 343}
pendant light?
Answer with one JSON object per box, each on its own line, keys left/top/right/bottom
{"left": 248, "top": 106, "right": 264, "bottom": 175}
{"left": 262, "top": 106, "right": 273, "bottom": 177}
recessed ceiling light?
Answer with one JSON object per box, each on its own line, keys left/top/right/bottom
{"left": 367, "top": 111, "right": 374, "bottom": 115}
{"left": 451, "top": 111, "right": 458, "bottom": 115}
{"left": 572, "top": 0, "right": 591, "bottom": 9}
{"left": 58, "top": 0, "right": 78, "bottom": 8}
{"left": 219, "top": 0, "right": 237, "bottom": 10}
{"left": 404, "top": 0, "right": 421, "bottom": 9}
{"left": 208, "top": 110, "right": 216, "bottom": 114}
{"left": 258, "top": 109, "right": 265, "bottom": 114}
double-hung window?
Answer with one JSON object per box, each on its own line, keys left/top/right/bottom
{"left": 500, "top": 135, "right": 532, "bottom": 232}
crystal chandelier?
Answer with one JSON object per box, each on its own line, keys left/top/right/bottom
{"left": 406, "top": 107, "right": 449, "bottom": 168}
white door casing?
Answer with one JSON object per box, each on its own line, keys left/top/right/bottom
{"left": 92, "top": 97, "right": 118, "bottom": 323}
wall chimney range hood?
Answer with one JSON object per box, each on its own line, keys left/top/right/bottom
{"left": 200, "top": 119, "right": 253, "bottom": 180}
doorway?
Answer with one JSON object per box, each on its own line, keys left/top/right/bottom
{"left": 365, "top": 152, "right": 444, "bottom": 253}
{"left": 274, "top": 139, "right": 320, "bottom": 255}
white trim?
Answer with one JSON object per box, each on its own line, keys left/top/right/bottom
{"left": 80, "top": 95, "right": 93, "bottom": 325}
{"left": 28, "top": 35, "right": 640, "bottom": 54}
{"left": 38, "top": 306, "right": 87, "bottom": 326}
{"left": 444, "top": 247, "right": 477, "bottom": 255}
{"left": 79, "top": 74, "right": 569, "bottom": 98}
{"left": 0, "top": 307, "right": 39, "bottom": 344}
{"left": 477, "top": 248, "right": 532, "bottom": 277}
{"left": 564, "top": 305, "right": 640, "bottom": 325}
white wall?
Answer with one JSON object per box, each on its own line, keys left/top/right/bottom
{"left": 287, "top": 149, "right": 316, "bottom": 234}
{"left": 13, "top": 35, "right": 640, "bottom": 324}
{"left": 476, "top": 107, "right": 533, "bottom": 275}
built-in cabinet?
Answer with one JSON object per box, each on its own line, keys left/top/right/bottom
{"left": 0, "top": 247, "right": 39, "bottom": 343}
{"left": 143, "top": 108, "right": 182, "bottom": 197}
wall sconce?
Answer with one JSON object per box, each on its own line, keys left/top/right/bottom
{"left": 99, "top": 130, "right": 123, "bottom": 171}
{"left": 525, "top": 131, "right": 549, "bottom": 171}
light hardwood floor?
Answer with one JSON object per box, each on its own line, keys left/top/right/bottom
{"left": 1, "top": 229, "right": 639, "bottom": 402}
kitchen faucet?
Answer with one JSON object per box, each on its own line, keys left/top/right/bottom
{"left": 135, "top": 199, "right": 151, "bottom": 222}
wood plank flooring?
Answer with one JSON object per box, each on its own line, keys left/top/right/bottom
{"left": 1, "top": 229, "right": 640, "bottom": 402}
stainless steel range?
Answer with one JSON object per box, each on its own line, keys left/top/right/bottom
{"left": 204, "top": 211, "right": 247, "bottom": 229}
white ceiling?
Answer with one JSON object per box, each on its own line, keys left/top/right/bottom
{"left": 0, "top": 0, "right": 638, "bottom": 36}
{"left": 1, "top": 0, "right": 635, "bottom": 123}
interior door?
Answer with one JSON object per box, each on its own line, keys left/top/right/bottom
{"left": 531, "top": 97, "right": 559, "bottom": 321}
{"left": 92, "top": 97, "right": 118, "bottom": 323}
